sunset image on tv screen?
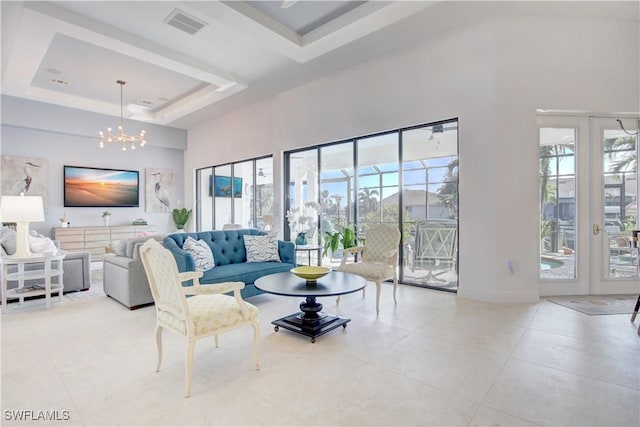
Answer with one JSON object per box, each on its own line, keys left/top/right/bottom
{"left": 64, "top": 166, "right": 139, "bottom": 207}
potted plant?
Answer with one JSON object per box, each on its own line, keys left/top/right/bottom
{"left": 322, "top": 224, "right": 357, "bottom": 258}
{"left": 102, "top": 211, "right": 111, "bottom": 227}
{"left": 172, "top": 208, "right": 192, "bottom": 231}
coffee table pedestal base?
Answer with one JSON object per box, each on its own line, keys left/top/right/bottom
{"left": 272, "top": 296, "right": 350, "bottom": 343}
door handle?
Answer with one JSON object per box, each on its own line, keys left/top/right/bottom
{"left": 593, "top": 224, "right": 601, "bottom": 235}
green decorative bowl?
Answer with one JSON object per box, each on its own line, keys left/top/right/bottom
{"left": 290, "top": 266, "right": 331, "bottom": 281}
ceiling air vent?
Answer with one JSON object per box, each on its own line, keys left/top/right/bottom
{"left": 163, "top": 9, "right": 207, "bottom": 35}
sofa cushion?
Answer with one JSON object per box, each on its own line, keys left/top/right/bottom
{"left": 126, "top": 234, "right": 165, "bottom": 258}
{"left": 111, "top": 239, "right": 127, "bottom": 256}
{"left": 1, "top": 227, "right": 16, "bottom": 255}
{"left": 183, "top": 236, "right": 215, "bottom": 272}
{"left": 201, "top": 262, "right": 294, "bottom": 285}
{"left": 243, "top": 234, "right": 281, "bottom": 263}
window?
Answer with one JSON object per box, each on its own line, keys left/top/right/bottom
{"left": 195, "top": 156, "right": 273, "bottom": 231}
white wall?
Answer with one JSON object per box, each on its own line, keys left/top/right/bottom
{"left": 1, "top": 96, "right": 187, "bottom": 235}
{"left": 186, "top": 11, "right": 639, "bottom": 303}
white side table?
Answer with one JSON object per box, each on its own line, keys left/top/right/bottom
{"left": 295, "top": 245, "right": 323, "bottom": 266}
{"left": 1, "top": 253, "right": 66, "bottom": 312}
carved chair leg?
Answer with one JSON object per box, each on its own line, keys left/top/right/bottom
{"left": 155, "top": 325, "right": 163, "bottom": 372}
{"left": 393, "top": 274, "right": 398, "bottom": 305}
{"left": 184, "top": 340, "right": 195, "bottom": 398}
{"left": 251, "top": 321, "right": 261, "bottom": 370}
{"left": 214, "top": 334, "right": 219, "bottom": 348}
{"left": 375, "top": 281, "right": 381, "bottom": 315}
{"left": 336, "top": 296, "right": 340, "bottom": 306}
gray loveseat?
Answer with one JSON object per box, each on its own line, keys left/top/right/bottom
{"left": 103, "top": 234, "right": 165, "bottom": 309}
{"left": 163, "top": 229, "right": 295, "bottom": 299}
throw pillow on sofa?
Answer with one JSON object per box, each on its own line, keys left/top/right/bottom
{"left": 29, "top": 230, "right": 58, "bottom": 254}
{"left": 0, "top": 226, "right": 17, "bottom": 255}
{"left": 243, "top": 234, "right": 281, "bottom": 263}
{"left": 183, "top": 236, "right": 215, "bottom": 271}
{"left": 110, "top": 239, "right": 127, "bottom": 256}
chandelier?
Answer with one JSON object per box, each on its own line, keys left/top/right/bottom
{"left": 99, "top": 80, "right": 146, "bottom": 151}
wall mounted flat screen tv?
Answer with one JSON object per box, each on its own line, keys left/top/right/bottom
{"left": 64, "top": 165, "right": 139, "bottom": 207}
{"left": 210, "top": 175, "right": 242, "bottom": 198}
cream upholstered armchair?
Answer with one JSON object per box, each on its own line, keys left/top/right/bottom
{"left": 139, "top": 239, "right": 260, "bottom": 398}
{"left": 337, "top": 225, "right": 401, "bottom": 314}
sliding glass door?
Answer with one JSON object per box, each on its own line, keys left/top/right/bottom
{"left": 284, "top": 119, "right": 459, "bottom": 291}
{"left": 401, "top": 123, "right": 459, "bottom": 290}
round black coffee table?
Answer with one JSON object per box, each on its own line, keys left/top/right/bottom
{"left": 254, "top": 271, "right": 366, "bottom": 343}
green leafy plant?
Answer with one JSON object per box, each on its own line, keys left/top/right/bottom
{"left": 322, "top": 224, "right": 357, "bottom": 257}
{"left": 172, "top": 208, "right": 192, "bottom": 230}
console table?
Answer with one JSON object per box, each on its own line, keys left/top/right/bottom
{"left": 1, "top": 253, "right": 66, "bottom": 311}
{"left": 53, "top": 225, "right": 156, "bottom": 261}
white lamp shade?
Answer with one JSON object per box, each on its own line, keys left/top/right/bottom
{"left": 0, "top": 195, "right": 45, "bottom": 222}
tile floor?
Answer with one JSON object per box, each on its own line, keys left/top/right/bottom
{"left": 2, "top": 282, "right": 639, "bottom": 426}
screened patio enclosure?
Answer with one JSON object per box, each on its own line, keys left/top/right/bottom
{"left": 284, "top": 120, "right": 459, "bottom": 291}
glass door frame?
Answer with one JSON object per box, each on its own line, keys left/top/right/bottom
{"left": 538, "top": 114, "right": 639, "bottom": 296}
{"left": 538, "top": 115, "right": 591, "bottom": 296}
{"left": 590, "top": 116, "right": 639, "bottom": 295}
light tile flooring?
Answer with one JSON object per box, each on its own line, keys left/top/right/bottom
{"left": 2, "top": 282, "right": 639, "bottom": 426}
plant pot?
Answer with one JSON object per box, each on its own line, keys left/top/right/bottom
{"left": 295, "top": 232, "right": 308, "bottom": 246}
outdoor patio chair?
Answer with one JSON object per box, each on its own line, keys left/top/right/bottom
{"left": 412, "top": 219, "right": 458, "bottom": 283}
{"left": 336, "top": 224, "right": 401, "bottom": 314}
{"left": 139, "top": 239, "right": 260, "bottom": 397}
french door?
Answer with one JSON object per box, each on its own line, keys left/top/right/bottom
{"left": 539, "top": 115, "right": 639, "bottom": 296}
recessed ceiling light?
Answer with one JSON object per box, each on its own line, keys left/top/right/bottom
{"left": 141, "top": 100, "right": 154, "bottom": 106}
{"left": 46, "top": 68, "right": 62, "bottom": 75}
{"left": 49, "top": 78, "right": 69, "bottom": 86}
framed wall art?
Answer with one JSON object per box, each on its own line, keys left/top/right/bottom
{"left": 1, "top": 155, "right": 49, "bottom": 209}
{"left": 145, "top": 168, "right": 175, "bottom": 213}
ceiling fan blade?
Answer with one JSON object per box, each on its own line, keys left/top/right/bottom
{"left": 281, "top": 0, "right": 298, "bottom": 9}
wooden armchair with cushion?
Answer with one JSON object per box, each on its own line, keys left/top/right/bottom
{"left": 336, "top": 225, "right": 401, "bottom": 314}
{"left": 139, "top": 239, "right": 260, "bottom": 397}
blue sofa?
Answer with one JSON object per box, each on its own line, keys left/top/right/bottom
{"left": 163, "top": 229, "right": 295, "bottom": 298}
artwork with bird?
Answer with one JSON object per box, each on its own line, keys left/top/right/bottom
{"left": 1, "top": 155, "right": 48, "bottom": 207}
{"left": 145, "top": 168, "right": 175, "bottom": 213}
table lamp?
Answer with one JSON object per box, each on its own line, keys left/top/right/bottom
{"left": 0, "top": 194, "right": 45, "bottom": 258}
